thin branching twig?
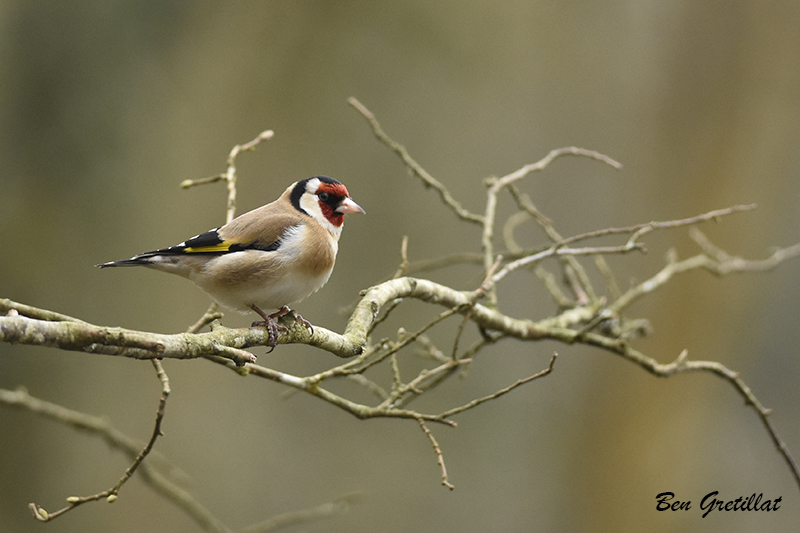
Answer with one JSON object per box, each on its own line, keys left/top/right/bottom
{"left": 26, "top": 359, "right": 173, "bottom": 523}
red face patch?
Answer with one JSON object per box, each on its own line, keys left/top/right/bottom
{"left": 319, "top": 203, "right": 344, "bottom": 227}
{"left": 317, "top": 182, "right": 349, "bottom": 227}
{"left": 317, "top": 181, "right": 349, "bottom": 198}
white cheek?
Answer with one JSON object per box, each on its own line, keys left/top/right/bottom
{"left": 299, "top": 194, "right": 342, "bottom": 238}
{"left": 299, "top": 194, "right": 320, "bottom": 218}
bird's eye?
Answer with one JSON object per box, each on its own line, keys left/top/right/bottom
{"left": 318, "top": 192, "right": 330, "bottom": 202}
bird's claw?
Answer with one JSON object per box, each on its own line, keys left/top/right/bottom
{"left": 250, "top": 317, "right": 288, "bottom": 353}
{"left": 292, "top": 312, "right": 314, "bottom": 336}
{"left": 250, "top": 305, "right": 313, "bottom": 353}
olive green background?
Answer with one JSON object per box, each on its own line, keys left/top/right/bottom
{"left": 1, "top": 2, "right": 799, "bottom": 532}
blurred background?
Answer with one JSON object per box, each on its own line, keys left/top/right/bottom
{"left": 1, "top": 2, "right": 799, "bottom": 532}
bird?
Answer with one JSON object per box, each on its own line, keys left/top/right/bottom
{"left": 97, "top": 176, "right": 365, "bottom": 350}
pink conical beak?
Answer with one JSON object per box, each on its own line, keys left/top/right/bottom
{"left": 336, "top": 197, "right": 365, "bottom": 214}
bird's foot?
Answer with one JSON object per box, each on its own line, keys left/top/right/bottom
{"left": 250, "top": 305, "right": 314, "bottom": 352}
{"left": 250, "top": 305, "right": 291, "bottom": 353}
{"left": 292, "top": 312, "right": 314, "bottom": 336}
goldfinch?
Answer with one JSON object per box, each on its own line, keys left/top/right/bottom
{"left": 98, "top": 176, "right": 364, "bottom": 349}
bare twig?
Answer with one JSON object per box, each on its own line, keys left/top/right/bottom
{"left": 607, "top": 231, "right": 800, "bottom": 316}
{"left": 393, "top": 235, "right": 411, "bottom": 278}
{"left": 689, "top": 227, "right": 800, "bottom": 272}
{"left": 438, "top": 353, "right": 557, "bottom": 418}
{"left": 579, "top": 336, "right": 800, "bottom": 489}
{"left": 556, "top": 204, "right": 758, "bottom": 250}
{"left": 481, "top": 149, "right": 620, "bottom": 297}
{"left": 27, "top": 359, "right": 173, "bottom": 523}
{"left": 1, "top": 386, "right": 233, "bottom": 532}
{"left": 0, "top": 298, "right": 88, "bottom": 324}
{"left": 181, "top": 129, "right": 274, "bottom": 223}
{"left": 490, "top": 241, "right": 646, "bottom": 288}
{"left": 418, "top": 419, "right": 455, "bottom": 490}
{"left": 505, "top": 183, "right": 599, "bottom": 303}
{"left": 348, "top": 97, "right": 484, "bottom": 224}
{"left": 187, "top": 303, "right": 224, "bottom": 334}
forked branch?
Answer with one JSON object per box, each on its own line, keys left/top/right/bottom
{"left": 2, "top": 101, "right": 799, "bottom": 532}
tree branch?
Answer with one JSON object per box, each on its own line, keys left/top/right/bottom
{"left": 5, "top": 105, "right": 800, "bottom": 530}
